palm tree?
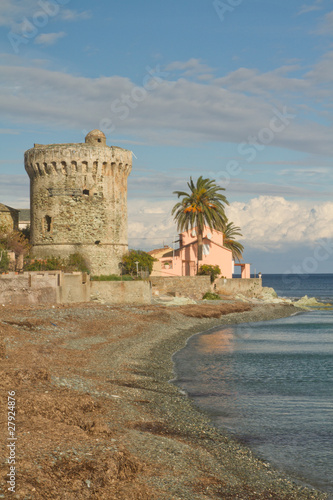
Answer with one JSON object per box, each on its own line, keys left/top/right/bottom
{"left": 223, "top": 222, "right": 244, "bottom": 262}
{"left": 172, "top": 176, "right": 229, "bottom": 267}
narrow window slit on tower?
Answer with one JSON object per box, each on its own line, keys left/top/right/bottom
{"left": 83, "top": 189, "right": 90, "bottom": 195}
{"left": 45, "top": 215, "right": 52, "bottom": 232}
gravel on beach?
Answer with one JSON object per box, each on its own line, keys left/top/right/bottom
{"left": 0, "top": 301, "right": 328, "bottom": 499}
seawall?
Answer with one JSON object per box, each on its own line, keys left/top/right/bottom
{"left": 0, "top": 272, "right": 151, "bottom": 306}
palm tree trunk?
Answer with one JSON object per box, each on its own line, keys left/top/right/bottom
{"left": 197, "top": 230, "right": 203, "bottom": 271}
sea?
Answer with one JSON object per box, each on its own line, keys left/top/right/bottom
{"left": 173, "top": 274, "right": 333, "bottom": 497}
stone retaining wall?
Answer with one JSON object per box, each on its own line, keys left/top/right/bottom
{"left": 0, "top": 273, "right": 262, "bottom": 306}
{"left": 0, "top": 272, "right": 59, "bottom": 305}
{"left": 149, "top": 276, "right": 211, "bottom": 300}
{"left": 215, "top": 278, "right": 262, "bottom": 297}
{"left": 57, "top": 273, "right": 90, "bottom": 304}
{"left": 90, "top": 280, "right": 152, "bottom": 305}
{"left": 0, "top": 272, "right": 151, "bottom": 306}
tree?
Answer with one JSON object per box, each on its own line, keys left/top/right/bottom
{"left": 197, "top": 264, "right": 221, "bottom": 283}
{"left": 121, "top": 250, "right": 156, "bottom": 276}
{"left": 223, "top": 222, "right": 244, "bottom": 262}
{"left": 0, "top": 226, "right": 31, "bottom": 271}
{"left": 171, "top": 176, "right": 229, "bottom": 268}
{"left": 6, "top": 231, "right": 31, "bottom": 271}
{"left": 20, "top": 225, "right": 30, "bottom": 240}
{"left": 5, "top": 230, "right": 31, "bottom": 258}
{"left": 0, "top": 247, "right": 10, "bottom": 272}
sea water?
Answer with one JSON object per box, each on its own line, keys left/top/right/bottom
{"left": 173, "top": 274, "right": 333, "bottom": 497}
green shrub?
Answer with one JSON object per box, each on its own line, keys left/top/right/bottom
{"left": 197, "top": 264, "right": 221, "bottom": 283}
{"left": 91, "top": 274, "right": 134, "bottom": 281}
{"left": 202, "top": 292, "right": 222, "bottom": 300}
{"left": 20, "top": 225, "right": 30, "bottom": 240}
{"left": 0, "top": 248, "right": 10, "bottom": 272}
{"left": 42, "top": 256, "right": 63, "bottom": 270}
{"left": 66, "top": 253, "right": 89, "bottom": 273}
{"left": 121, "top": 250, "right": 156, "bottom": 276}
{"left": 24, "top": 253, "right": 89, "bottom": 272}
{"left": 24, "top": 258, "right": 47, "bottom": 271}
{"left": 24, "top": 256, "right": 63, "bottom": 271}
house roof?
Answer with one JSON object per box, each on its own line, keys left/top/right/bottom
{"left": 0, "top": 203, "right": 19, "bottom": 213}
{"left": 148, "top": 246, "right": 172, "bottom": 256}
{"left": 160, "top": 249, "right": 174, "bottom": 258}
{"left": 160, "top": 236, "right": 232, "bottom": 258}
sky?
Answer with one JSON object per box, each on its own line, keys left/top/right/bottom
{"left": 0, "top": 0, "right": 333, "bottom": 274}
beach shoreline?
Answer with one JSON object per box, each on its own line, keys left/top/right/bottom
{"left": 0, "top": 301, "right": 328, "bottom": 499}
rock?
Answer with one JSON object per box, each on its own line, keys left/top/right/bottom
{"left": 235, "top": 294, "right": 251, "bottom": 302}
{"left": 260, "top": 287, "right": 278, "bottom": 299}
{"left": 162, "top": 296, "right": 197, "bottom": 306}
{"left": 294, "top": 295, "right": 332, "bottom": 309}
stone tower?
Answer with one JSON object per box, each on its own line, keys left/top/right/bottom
{"left": 24, "top": 130, "right": 132, "bottom": 275}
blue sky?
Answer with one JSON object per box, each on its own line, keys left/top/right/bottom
{"left": 0, "top": 0, "right": 333, "bottom": 273}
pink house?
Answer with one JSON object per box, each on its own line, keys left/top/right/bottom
{"left": 150, "top": 226, "right": 250, "bottom": 278}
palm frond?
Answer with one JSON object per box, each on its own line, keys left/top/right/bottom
{"left": 223, "top": 222, "right": 244, "bottom": 261}
{"left": 171, "top": 177, "right": 230, "bottom": 254}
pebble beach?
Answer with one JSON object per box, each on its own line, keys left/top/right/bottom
{"left": 0, "top": 301, "right": 329, "bottom": 499}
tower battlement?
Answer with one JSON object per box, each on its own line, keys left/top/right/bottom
{"left": 24, "top": 130, "right": 132, "bottom": 275}
{"left": 24, "top": 143, "right": 131, "bottom": 179}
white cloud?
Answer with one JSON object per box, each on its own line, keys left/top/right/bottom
{"left": 60, "top": 9, "right": 91, "bottom": 21}
{"left": 314, "top": 10, "right": 333, "bottom": 34}
{"left": 128, "top": 173, "right": 187, "bottom": 200}
{"left": 141, "top": 207, "right": 167, "bottom": 214}
{"left": 214, "top": 65, "right": 306, "bottom": 95}
{"left": 128, "top": 199, "right": 175, "bottom": 250}
{"left": 126, "top": 195, "right": 333, "bottom": 253}
{"left": 222, "top": 179, "right": 318, "bottom": 198}
{"left": 0, "top": 0, "right": 37, "bottom": 27}
{"left": 35, "top": 32, "right": 66, "bottom": 46}
{"left": 278, "top": 167, "right": 330, "bottom": 177}
{"left": 306, "top": 51, "right": 333, "bottom": 96}
{"left": 0, "top": 128, "right": 19, "bottom": 134}
{"left": 298, "top": 0, "right": 323, "bottom": 15}
{"left": 0, "top": 1, "right": 91, "bottom": 27}
{"left": 226, "top": 196, "right": 333, "bottom": 250}
{"left": 0, "top": 58, "right": 332, "bottom": 155}
{"left": 0, "top": 174, "right": 29, "bottom": 208}
{"left": 165, "top": 58, "right": 215, "bottom": 79}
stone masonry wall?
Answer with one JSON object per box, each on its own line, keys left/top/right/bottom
{"left": 24, "top": 133, "right": 132, "bottom": 276}
{"left": 90, "top": 281, "right": 152, "bottom": 305}
{"left": 150, "top": 276, "right": 262, "bottom": 300}
{"left": 57, "top": 273, "right": 90, "bottom": 304}
{"left": 0, "top": 273, "right": 151, "bottom": 306}
{"left": 215, "top": 278, "right": 262, "bottom": 297}
{"left": 0, "top": 273, "right": 58, "bottom": 305}
{"left": 149, "top": 276, "right": 212, "bottom": 300}
{"left": 0, "top": 207, "right": 19, "bottom": 232}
